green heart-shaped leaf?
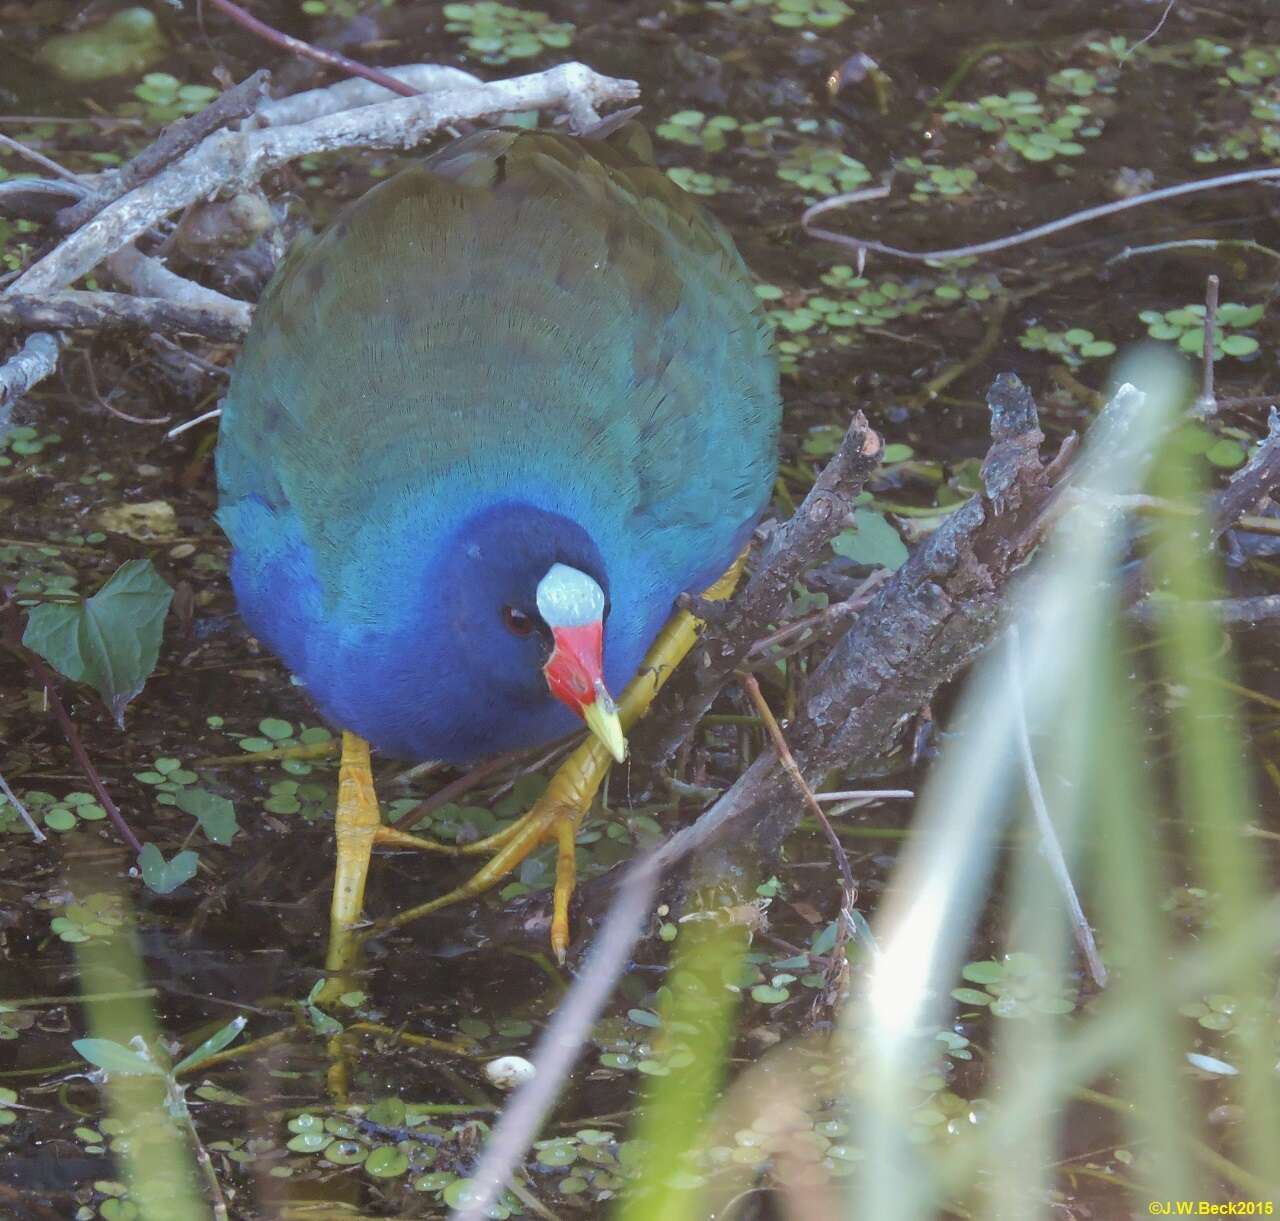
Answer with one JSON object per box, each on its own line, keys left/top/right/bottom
{"left": 138, "top": 843, "right": 198, "bottom": 894}
{"left": 174, "top": 788, "right": 238, "bottom": 845}
{"left": 22, "top": 559, "right": 173, "bottom": 726}
{"left": 831, "top": 509, "right": 909, "bottom": 570}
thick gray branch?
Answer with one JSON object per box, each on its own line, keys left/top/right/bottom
{"left": 0, "top": 291, "right": 248, "bottom": 342}
{"left": 105, "top": 246, "right": 253, "bottom": 335}
{"left": 633, "top": 412, "right": 883, "bottom": 765}
{"left": 55, "top": 69, "right": 273, "bottom": 233}
{"left": 254, "top": 63, "right": 481, "bottom": 126}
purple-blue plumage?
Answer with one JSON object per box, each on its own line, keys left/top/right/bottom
{"left": 215, "top": 126, "right": 780, "bottom": 761}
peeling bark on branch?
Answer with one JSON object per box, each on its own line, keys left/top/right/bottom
{"left": 0, "top": 291, "right": 248, "bottom": 342}
{"left": 629, "top": 375, "right": 1060, "bottom": 866}
{"left": 634, "top": 412, "right": 883, "bottom": 765}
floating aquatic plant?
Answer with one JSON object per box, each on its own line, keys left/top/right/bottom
{"left": 1140, "top": 302, "right": 1263, "bottom": 359}
{"left": 130, "top": 73, "right": 219, "bottom": 125}
{"left": 712, "top": 0, "right": 857, "bottom": 31}
{"left": 776, "top": 143, "right": 871, "bottom": 198}
{"left": 1019, "top": 324, "right": 1117, "bottom": 366}
{"left": 442, "top": 2, "right": 573, "bottom": 65}
{"left": 655, "top": 111, "right": 741, "bottom": 154}
{"left": 666, "top": 166, "right": 732, "bottom": 196}
{"left": 942, "top": 90, "right": 1103, "bottom": 162}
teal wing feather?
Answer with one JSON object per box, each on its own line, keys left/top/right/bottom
{"left": 216, "top": 126, "right": 779, "bottom": 612}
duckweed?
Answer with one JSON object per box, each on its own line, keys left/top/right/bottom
{"left": 443, "top": 3, "right": 574, "bottom": 65}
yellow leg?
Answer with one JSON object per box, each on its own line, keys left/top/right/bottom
{"left": 370, "top": 551, "right": 749, "bottom": 961}
{"left": 316, "top": 732, "right": 384, "bottom": 1099}
{"left": 316, "top": 733, "right": 380, "bottom": 1016}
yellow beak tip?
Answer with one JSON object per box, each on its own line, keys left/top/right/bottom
{"left": 582, "top": 700, "right": 628, "bottom": 763}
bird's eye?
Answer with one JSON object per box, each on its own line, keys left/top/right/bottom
{"left": 502, "top": 606, "right": 535, "bottom": 637}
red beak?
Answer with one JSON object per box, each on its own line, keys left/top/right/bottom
{"left": 543, "top": 621, "right": 605, "bottom": 714}
{"left": 543, "top": 620, "right": 627, "bottom": 762}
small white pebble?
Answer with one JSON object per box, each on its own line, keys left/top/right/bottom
{"left": 485, "top": 1056, "right": 535, "bottom": 1090}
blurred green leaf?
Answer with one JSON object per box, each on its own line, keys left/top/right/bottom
{"left": 73, "top": 1037, "right": 163, "bottom": 1077}
{"left": 173, "top": 1015, "right": 246, "bottom": 1074}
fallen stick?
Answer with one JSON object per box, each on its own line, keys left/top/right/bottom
{"left": 7, "top": 63, "right": 639, "bottom": 298}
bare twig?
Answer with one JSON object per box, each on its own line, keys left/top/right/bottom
{"left": 738, "top": 671, "right": 856, "bottom": 899}
{"left": 205, "top": 0, "right": 420, "bottom": 99}
{"left": 0, "top": 768, "right": 46, "bottom": 841}
{"left": 1120, "top": 0, "right": 1177, "bottom": 63}
{"left": 0, "top": 132, "right": 86, "bottom": 184}
{"left": 387, "top": 750, "right": 520, "bottom": 830}
{"left": 1235, "top": 514, "right": 1280, "bottom": 536}
{"left": 1006, "top": 625, "right": 1107, "bottom": 988}
{"left": 813, "top": 789, "right": 914, "bottom": 802}
{"left": 1131, "top": 594, "right": 1280, "bottom": 626}
{"left": 1196, "top": 273, "right": 1219, "bottom": 417}
{"left": 80, "top": 349, "right": 171, "bottom": 426}
{"left": 746, "top": 570, "right": 888, "bottom": 659}
{"left": 55, "top": 69, "right": 273, "bottom": 233}
{"left": 1106, "top": 238, "right": 1280, "bottom": 266}
{"left": 2, "top": 607, "right": 142, "bottom": 855}
{"left": 8, "top": 64, "right": 638, "bottom": 298}
{"left": 166, "top": 407, "right": 223, "bottom": 440}
{"left": 802, "top": 167, "right": 1280, "bottom": 266}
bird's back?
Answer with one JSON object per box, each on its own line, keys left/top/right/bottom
{"left": 218, "top": 126, "right": 778, "bottom": 593}
{"left": 215, "top": 125, "right": 780, "bottom": 757}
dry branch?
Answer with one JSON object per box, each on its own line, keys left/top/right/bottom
{"left": 7, "top": 63, "right": 638, "bottom": 298}
{"left": 1209, "top": 406, "right": 1280, "bottom": 539}
{"left": 634, "top": 412, "right": 883, "bottom": 764}
{"left": 105, "top": 246, "right": 253, "bottom": 335}
{"left": 0, "top": 291, "right": 248, "bottom": 342}
{"left": 55, "top": 69, "right": 273, "bottom": 234}
{"left": 253, "top": 64, "right": 481, "bottom": 126}
{"left": 0, "top": 61, "right": 639, "bottom": 412}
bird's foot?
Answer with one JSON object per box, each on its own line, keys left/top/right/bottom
{"left": 371, "top": 747, "right": 601, "bottom": 962}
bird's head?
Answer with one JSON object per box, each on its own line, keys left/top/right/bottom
{"left": 430, "top": 502, "right": 629, "bottom": 763}
{"left": 533, "top": 563, "right": 627, "bottom": 762}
